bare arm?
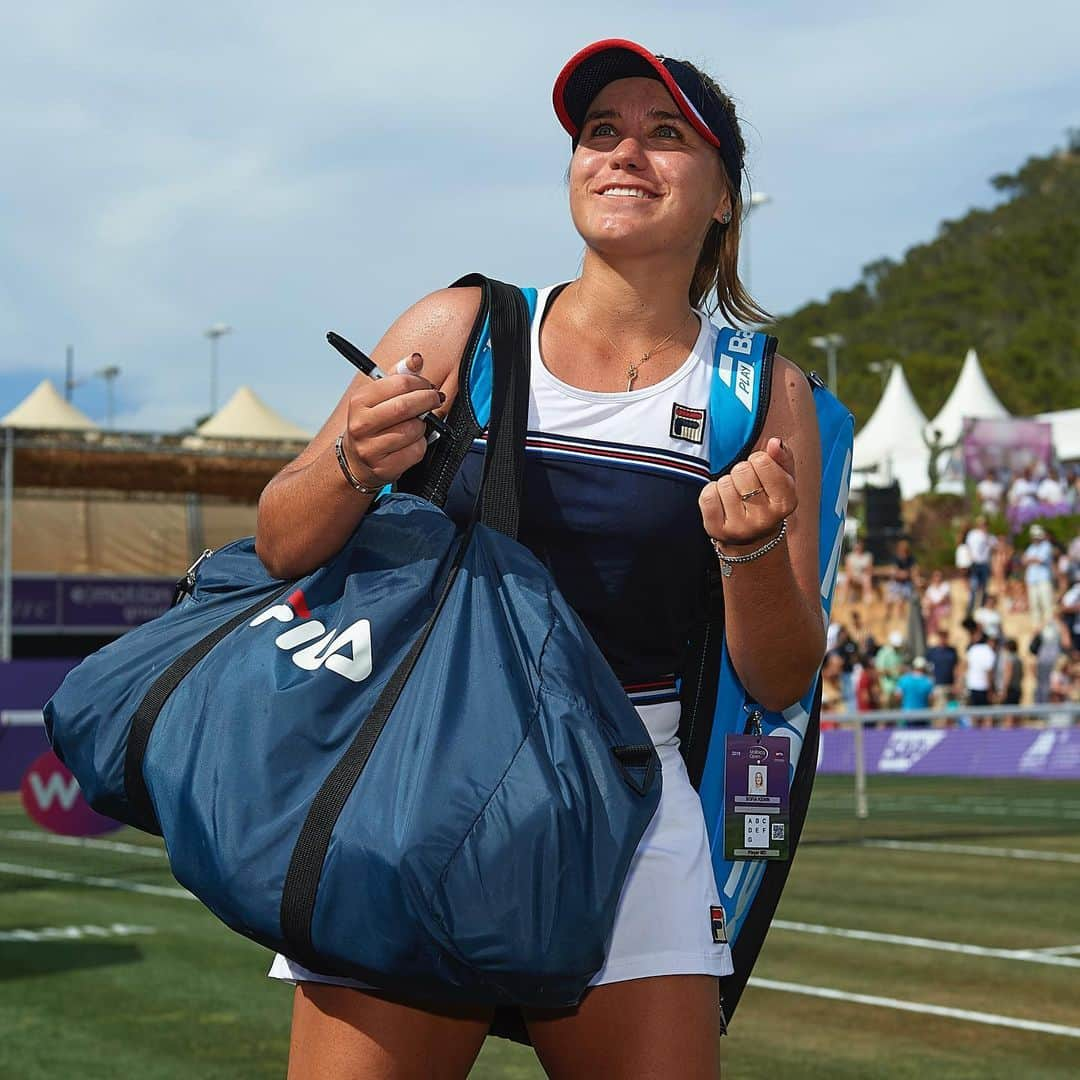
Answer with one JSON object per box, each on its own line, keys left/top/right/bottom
{"left": 698, "top": 356, "right": 825, "bottom": 712}
{"left": 255, "top": 287, "right": 482, "bottom": 579}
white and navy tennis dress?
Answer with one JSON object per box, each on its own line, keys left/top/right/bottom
{"left": 269, "top": 283, "right": 735, "bottom": 992}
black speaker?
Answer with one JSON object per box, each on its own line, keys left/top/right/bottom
{"left": 864, "top": 483, "right": 902, "bottom": 530}
{"left": 865, "top": 527, "right": 904, "bottom": 566}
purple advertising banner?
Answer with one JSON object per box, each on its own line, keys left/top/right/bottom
{"left": 0, "top": 659, "right": 78, "bottom": 791}
{"left": 817, "top": 727, "right": 1080, "bottom": 780}
{"left": 12, "top": 576, "right": 174, "bottom": 633}
{"left": 961, "top": 417, "right": 1054, "bottom": 481}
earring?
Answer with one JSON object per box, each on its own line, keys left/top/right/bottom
{"left": 720, "top": 211, "right": 732, "bottom": 224}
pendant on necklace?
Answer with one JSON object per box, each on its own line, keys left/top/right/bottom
{"left": 626, "top": 353, "right": 649, "bottom": 393}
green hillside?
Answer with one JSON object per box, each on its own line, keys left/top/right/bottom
{"left": 769, "top": 133, "right": 1080, "bottom": 430}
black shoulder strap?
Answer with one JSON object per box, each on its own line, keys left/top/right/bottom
{"left": 278, "top": 278, "right": 531, "bottom": 964}
{"left": 473, "top": 277, "right": 531, "bottom": 538}
{"left": 676, "top": 549, "right": 725, "bottom": 788}
{"left": 397, "top": 273, "right": 509, "bottom": 510}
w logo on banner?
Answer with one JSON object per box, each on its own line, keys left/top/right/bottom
{"left": 28, "top": 770, "right": 79, "bottom": 811}
{"left": 20, "top": 751, "right": 122, "bottom": 836}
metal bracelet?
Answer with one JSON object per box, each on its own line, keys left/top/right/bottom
{"left": 710, "top": 518, "right": 788, "bottom": 577}
{"left": 334, "top": 433, "right": 382, "bottom": 496}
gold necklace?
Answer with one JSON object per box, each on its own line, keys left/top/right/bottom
{"left": 575, "top": 287, "right": 694, "bottom": 392}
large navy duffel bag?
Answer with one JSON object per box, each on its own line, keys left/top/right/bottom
{"left": 44, "top": 279, "right": 660, "bottom": 1008}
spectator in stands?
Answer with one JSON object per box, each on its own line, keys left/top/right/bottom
{"left": 973, "top": 592, "right": 1003, "bottom": 643}
{"left": 875, "top": 630, "right": 906, "bottom": 706}
{"left": 886, "top": 538, "right": 919, "bottom": 625}
{"left": 925, "top": 630, "right": 959, "bottom": 707}
{"left": 990, "top": 528, "right": 1012, "bottom": 604}
{"left": 962, "top": 622, "right": 996, "bottom": 713}
{"left": 1068, "top": 532, "right": 1080, "bottom": 581}
{"left": 1032, "top": 619, "right": 1064, "bottom": 705}
{"left": 842, "top": 538, "right": 874, "bottom": 607}
{"left": 1048, "top": 656, "right": 1073, "bottom": 704}
{"left": 828, "top": 625, "right": 860, "bottom": 712}
{"left": 976, "top": 471, "right": 1005, "bottom": 514}
{"left": 1061, "top": 572, "right": 1080, "bottom": 654}
{"left": 1036, "top": 468, "right": 1066, "bottom": 507}
{"left": 854, "top": 654, "right": 881, "bottom": 714}
{"left": 954, "top": 526, "right": 972, "bottom": 580}
{"left": 894, "top": 657, "right": 935, "bottom": 726}
{"left": 921, "top": 568, "right": 953, "bottom": 637}
{"left": 849, "top": 609, "right": 878, "bottom": 666}
{"left": 964, "top": 515, "right": 993, "bottom": 615}
{"left": 1008, "top": 467, "right": 1038, "bottom": 510}
{"left": 820, "top": 651, "right": 846, "bottom": 716}
{"left": 994, "top": 638, "right": 1024, "bottom": 725}
{"left": 1023, "top": 524, "right": 1056, "bottom": 628}
{"left": 1005, "top": 541, "right": 1028, "bottom": 614}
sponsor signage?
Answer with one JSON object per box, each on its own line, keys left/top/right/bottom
{"left": 0, "top": 660, "right": 78, "bottom": 791}
{"left": 12, "top": 576, "right": 174, "bottom": 633}
{"left": 20, "top": 750, "right": 122, "bottom": 836}
{"left": 817, "top": 728, "right": 1080, "bottom": 780}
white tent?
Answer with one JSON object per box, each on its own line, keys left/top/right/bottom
{"left": 852, "top": 362, "right": 930, "bottom": 497}
{"left": 0, "top": 379, "right": 98, "bottom": 430}
{"left": 926, "top": 348, "right": 1009, "bottom": 445}
{"left": 923, "top": 348, "right": 1010, "bottom": 495}
{"left": 192, "top": 386, "right": 310, "bottom": 441}
{"left": 1037, "top": 407, "right": 1080, "bottom": 462}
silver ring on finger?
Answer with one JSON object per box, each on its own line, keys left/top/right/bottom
{"left": 740, "top": 487, "right": 764, "bottom": 502}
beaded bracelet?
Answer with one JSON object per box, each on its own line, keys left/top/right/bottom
{"left": 335, "top": 433, "right": 382, "bottom": 496}
{"left": 710, "top": 518, "right": 788, "bottom": 578}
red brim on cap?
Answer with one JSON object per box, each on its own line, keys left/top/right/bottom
{"left": 552, "top": 38, "right": 722, "bottom": 151}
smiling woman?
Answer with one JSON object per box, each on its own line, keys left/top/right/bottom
{"left": 258, "top": 36, "right": 827, "bottom": 1080}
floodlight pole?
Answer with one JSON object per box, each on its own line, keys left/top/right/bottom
{"left": 205, "top": 324, "right": 233, "bottom": 414}
{"left": 868, "top": 359, "right": 893, "bottom": 393}
{"left": 743, "top": 191, "right": 773, "bottom": 295}
{"left": 96, "top": 366, "right": 121, "bottom": 428}
{"left": 809, "top": 333, "right": 845, "bottom": 397}
{"left": 64, "top": 345, "right": 75, "bottom": 401}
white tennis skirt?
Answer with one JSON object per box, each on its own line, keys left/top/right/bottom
{"left": 268, "top": 701, "right": 733, "bottom": 992}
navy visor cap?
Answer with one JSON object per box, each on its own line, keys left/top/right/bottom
{"left": 553, "top": 38, "right": 742, "bottom": 194}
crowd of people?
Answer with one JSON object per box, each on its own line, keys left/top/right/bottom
{"left": 823, "top": 470, "right": 1080, "bottom": 725}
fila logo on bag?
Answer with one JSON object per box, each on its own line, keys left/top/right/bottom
{"left": 249, "top": 589, "right": 372, "bottom": 682}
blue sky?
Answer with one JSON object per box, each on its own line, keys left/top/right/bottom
{"left": 1, "top": 1, "right": 1076, "bottom": 432}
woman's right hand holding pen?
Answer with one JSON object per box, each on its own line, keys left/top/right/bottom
{"left": 341, "top": 353, "right": 446, "bottom": 489}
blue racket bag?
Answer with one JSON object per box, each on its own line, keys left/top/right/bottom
{"left": 44, "top": 279, "right": 661, "bottom": 1008}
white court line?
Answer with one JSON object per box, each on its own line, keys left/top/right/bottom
{"left": 6, "top": 835, "right": 1076, "bottom": 966}
{"left": 814, "top": 801, "right": 1080, "bottom": 820}
{"left": 749, "top": 978, "right": 1080, "bottom": 1039}
{"left": 0, "top": 923, "right": 156, "bottom": 943}
{"left": 0, "top": 861, "right": 193, "bottom": 900}
{"left": 861, "top": 839, "right": 1080, "bottom": 864}
{"left": 771, "top": 920, "right": 1080, "bottom": 969}
{"left": 0, "top": 829, "right": 166, "bottom": 858}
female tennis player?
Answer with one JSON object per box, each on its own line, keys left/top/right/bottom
{"left": 256, "top": 38, "right": 824, "bottom": 1080}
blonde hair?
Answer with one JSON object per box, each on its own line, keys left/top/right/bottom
{"left": 682, "top": 62, "right": 772, "bottom": 327}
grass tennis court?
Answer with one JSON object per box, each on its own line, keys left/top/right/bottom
{"left": 2, "top": 775, "right": 1078, "bottom": 1078}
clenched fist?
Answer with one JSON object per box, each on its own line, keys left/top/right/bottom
{"left": 699, "top": 437, "right": 797, "bottom": 551}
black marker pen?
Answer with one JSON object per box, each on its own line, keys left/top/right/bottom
{"left": 326, "top": 331, "right": 449, "bottom": 443}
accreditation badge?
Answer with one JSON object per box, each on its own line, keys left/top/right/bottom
{"left": 723, "top": 735, "right": 791, "bottom": 861}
